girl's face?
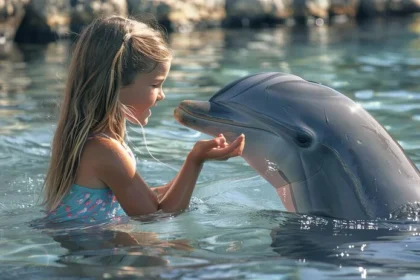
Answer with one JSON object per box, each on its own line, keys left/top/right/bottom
{"left": 119, "top": 62, "right": 171, "bottom": 125}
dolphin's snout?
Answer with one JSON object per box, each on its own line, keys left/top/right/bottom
{"left": 174, "top": 100, "right": 211, "bottom": 125}
{"left": 178, "top": 100, "right": 211, "bottom": 115}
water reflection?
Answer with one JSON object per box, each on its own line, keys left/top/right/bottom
{"left": 268, "top": 213, "right": 417, "bottom": 267}
{"left": 54, "top": 228, "right": 191, "bottom": 267}
{"left": 27, "top": 215, "right": 197, "bottom": 270}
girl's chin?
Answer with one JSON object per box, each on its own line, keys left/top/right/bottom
{"left": 141, "top": 118, "right": 149, "bottom": 126}
{"left": 125, "top": 110, "right": 151, "bottom": 126}
{"left": 126, "top": 116, "right": 148, "bottom": 126}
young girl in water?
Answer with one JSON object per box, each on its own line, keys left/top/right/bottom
{"left": 42, "top": 16, "right": 245, "bottom": 224}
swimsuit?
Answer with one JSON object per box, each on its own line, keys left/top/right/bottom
{"left": 45, "top": 133, "right": 134, "bottom": 225}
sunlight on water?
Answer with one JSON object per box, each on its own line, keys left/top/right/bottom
{"left": 0, "top": 16, "right": 420, "bottom": 279}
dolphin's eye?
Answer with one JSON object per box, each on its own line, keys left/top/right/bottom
{"left": 296, "top": 133, "right": 312, "bottom": 148}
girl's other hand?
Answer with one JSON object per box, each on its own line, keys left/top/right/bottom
{"left": 188, "top": 134, "right": 245, "bottom": 165}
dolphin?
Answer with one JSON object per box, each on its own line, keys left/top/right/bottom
{"left": 174, "top": 72, "right": 420, "bottom": 220}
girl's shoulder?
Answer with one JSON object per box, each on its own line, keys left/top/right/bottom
{"left": 84, "top": 135, "right": 135, "bottom": 169}
{"left": 76, "top": 134, "right": 137, "bottom": 186}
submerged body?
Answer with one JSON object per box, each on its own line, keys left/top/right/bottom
{"left": 174, "top": 72, "right": 420, "bottom": 220}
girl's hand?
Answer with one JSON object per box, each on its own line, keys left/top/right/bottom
{"left": 188, "top": 134, "right": 245, "bottom": 165}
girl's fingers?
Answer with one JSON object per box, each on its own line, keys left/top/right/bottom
{"left": 223, "top": 145, "right": 244, "bottom": 158}
{"left": 201, "top": 136, "right": 225, "bottom": 150}
{"left": 216, "top": 139, "right": 240, "bottom": 153}
{"left": 207, "top": 135, "right": 245, "bottom": 159}
{"left": 224, "top": 134, "right": 244, "bottom": 150}
{"left": 218, "top": 134, "right": 227, "bottom": 148}
{"left": 195, "top": 134, "right": 245, "bottom": 162}
{"left": 223, "top": 136, "right": 245, "bottom": 156}
{"left": 213, "top": 148, "right": 242, "bottom": 161}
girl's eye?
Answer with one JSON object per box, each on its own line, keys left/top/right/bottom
{"left": 152, "top": 84, "right": 160, "bottom": 88}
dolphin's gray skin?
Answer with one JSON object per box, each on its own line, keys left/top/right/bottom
{"left": 174, "top": 72, "right": 420, "bottom": 220}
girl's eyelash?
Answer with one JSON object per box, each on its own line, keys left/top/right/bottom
{"left": 152, "top": 81, "right": 164, "bottom": 88}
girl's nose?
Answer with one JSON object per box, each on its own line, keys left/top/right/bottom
{"left": 158, "top": 90, "right": 166, "bottom": 101}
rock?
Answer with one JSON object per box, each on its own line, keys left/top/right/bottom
{"left": 128, "top": 0, "right": 225, "bottom": 32}
{"left": 357, "top": 0, "right": 420, "bottom": 18}
{"left": 357, "top": 0, "right": 388, "bottom": 17}
{"left": 70, "top": 0, "right": 127, "bottom": 34}
{"left": 293, "top": 0, "right": 330, "bottom": 24}
{"left": 224, "top": 0, "right": 293, "bottom": 27}
{"left": 388, "top": 0, "right": 420, "bottom": 14}
{"left": 329, "top": 0, "right": 359, "bottom": 18}
{"left": 14, "top": 0, "right": 68, "bottom": 43}
{"left": 291, "top": 0, "right": 360, "bottom": 25}
{"left": 0, "top": 0, "right": 28, "bottom": 43}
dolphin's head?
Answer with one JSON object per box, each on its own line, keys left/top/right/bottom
{"left": 174, "top": 72, "right": 420, "bottom": 220}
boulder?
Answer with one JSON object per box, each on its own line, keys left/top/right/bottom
{"left": 293, "top": 0, "right": 330, "bottom": 23}
{"left": 14, "top": 0, "right": 68, "bottom": 43}
{"left": 224, "top": 0, "right": 293, "bottom": 27}
{"left": 329, "top": 0, "right": 359, "bottom": 17}
{"left": 388, "top": 0, "right": 420, "bottom": 14}
{"left": 358, "top": 0, "right": 420, "bottom": 17}
{"left": 128, "top": 0, "right": 225, "bottom": 32}
{"left": 70, "top": 0, "right": 127, "bottom": 34}
{"left": 357, "top": 0, "right": 389, "bottom": 17}
{"left": 0, "top": 0, "right": 28, "bottom": 43}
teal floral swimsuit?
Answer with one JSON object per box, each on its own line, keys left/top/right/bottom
{"left": 46, "top": 184, "right": 127, "bottom": 224}
{"left": 45, "top": 133, "right": 134, "bottom": 224}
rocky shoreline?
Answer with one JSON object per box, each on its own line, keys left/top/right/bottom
{"left": 1, "top": 0, "right": 419, "bottom": 44}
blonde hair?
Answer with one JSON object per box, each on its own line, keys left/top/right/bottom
{"left": 42, "top": 16, "right": 172, "bottom": 212}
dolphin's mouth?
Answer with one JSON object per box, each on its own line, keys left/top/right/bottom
{"left": 174, "top": 100, "right": 270, "bottom": 133}
{"left": 175, "top": 100, "right": 231, "bottom": 124}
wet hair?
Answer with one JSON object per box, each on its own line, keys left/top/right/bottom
{"left": 42, "top": 15, "right": 172, "bottom": 212}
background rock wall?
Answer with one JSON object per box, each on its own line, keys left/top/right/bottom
{"left": 1, "top": 0, "right": 419, "bottom": 44}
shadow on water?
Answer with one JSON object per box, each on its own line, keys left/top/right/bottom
{"left": 28, "top": 213, "right": 195, "bottom": 269}
{"left": 265, "top": 212, "right": 420, "bottom": 268}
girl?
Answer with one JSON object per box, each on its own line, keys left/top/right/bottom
{"left": 42, "top": 16, "right": 245, "bottom": 224}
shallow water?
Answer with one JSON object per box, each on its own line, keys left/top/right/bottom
{"left": 0, "top": 16, "right": 420, "bottom": 279}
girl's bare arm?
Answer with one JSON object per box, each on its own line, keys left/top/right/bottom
{"left": 92, "top": 135, "right": 245, "bottom": 216}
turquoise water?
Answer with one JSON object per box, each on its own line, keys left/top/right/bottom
{"left": 1, "top": 16, "right": 420, "bottom": 279}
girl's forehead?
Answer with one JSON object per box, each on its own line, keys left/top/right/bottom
{"left": 154, "top": 62, "right": 171, "bottom": 76}
{"left": 144, "top": 62, "right": 171, "bottom": 80}
{"left": 132, "top": 62, "right": 170, "bottom": 85}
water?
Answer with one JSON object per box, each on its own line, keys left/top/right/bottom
{"left": 0, "top": 16, "right": 420, "bottom": 279}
